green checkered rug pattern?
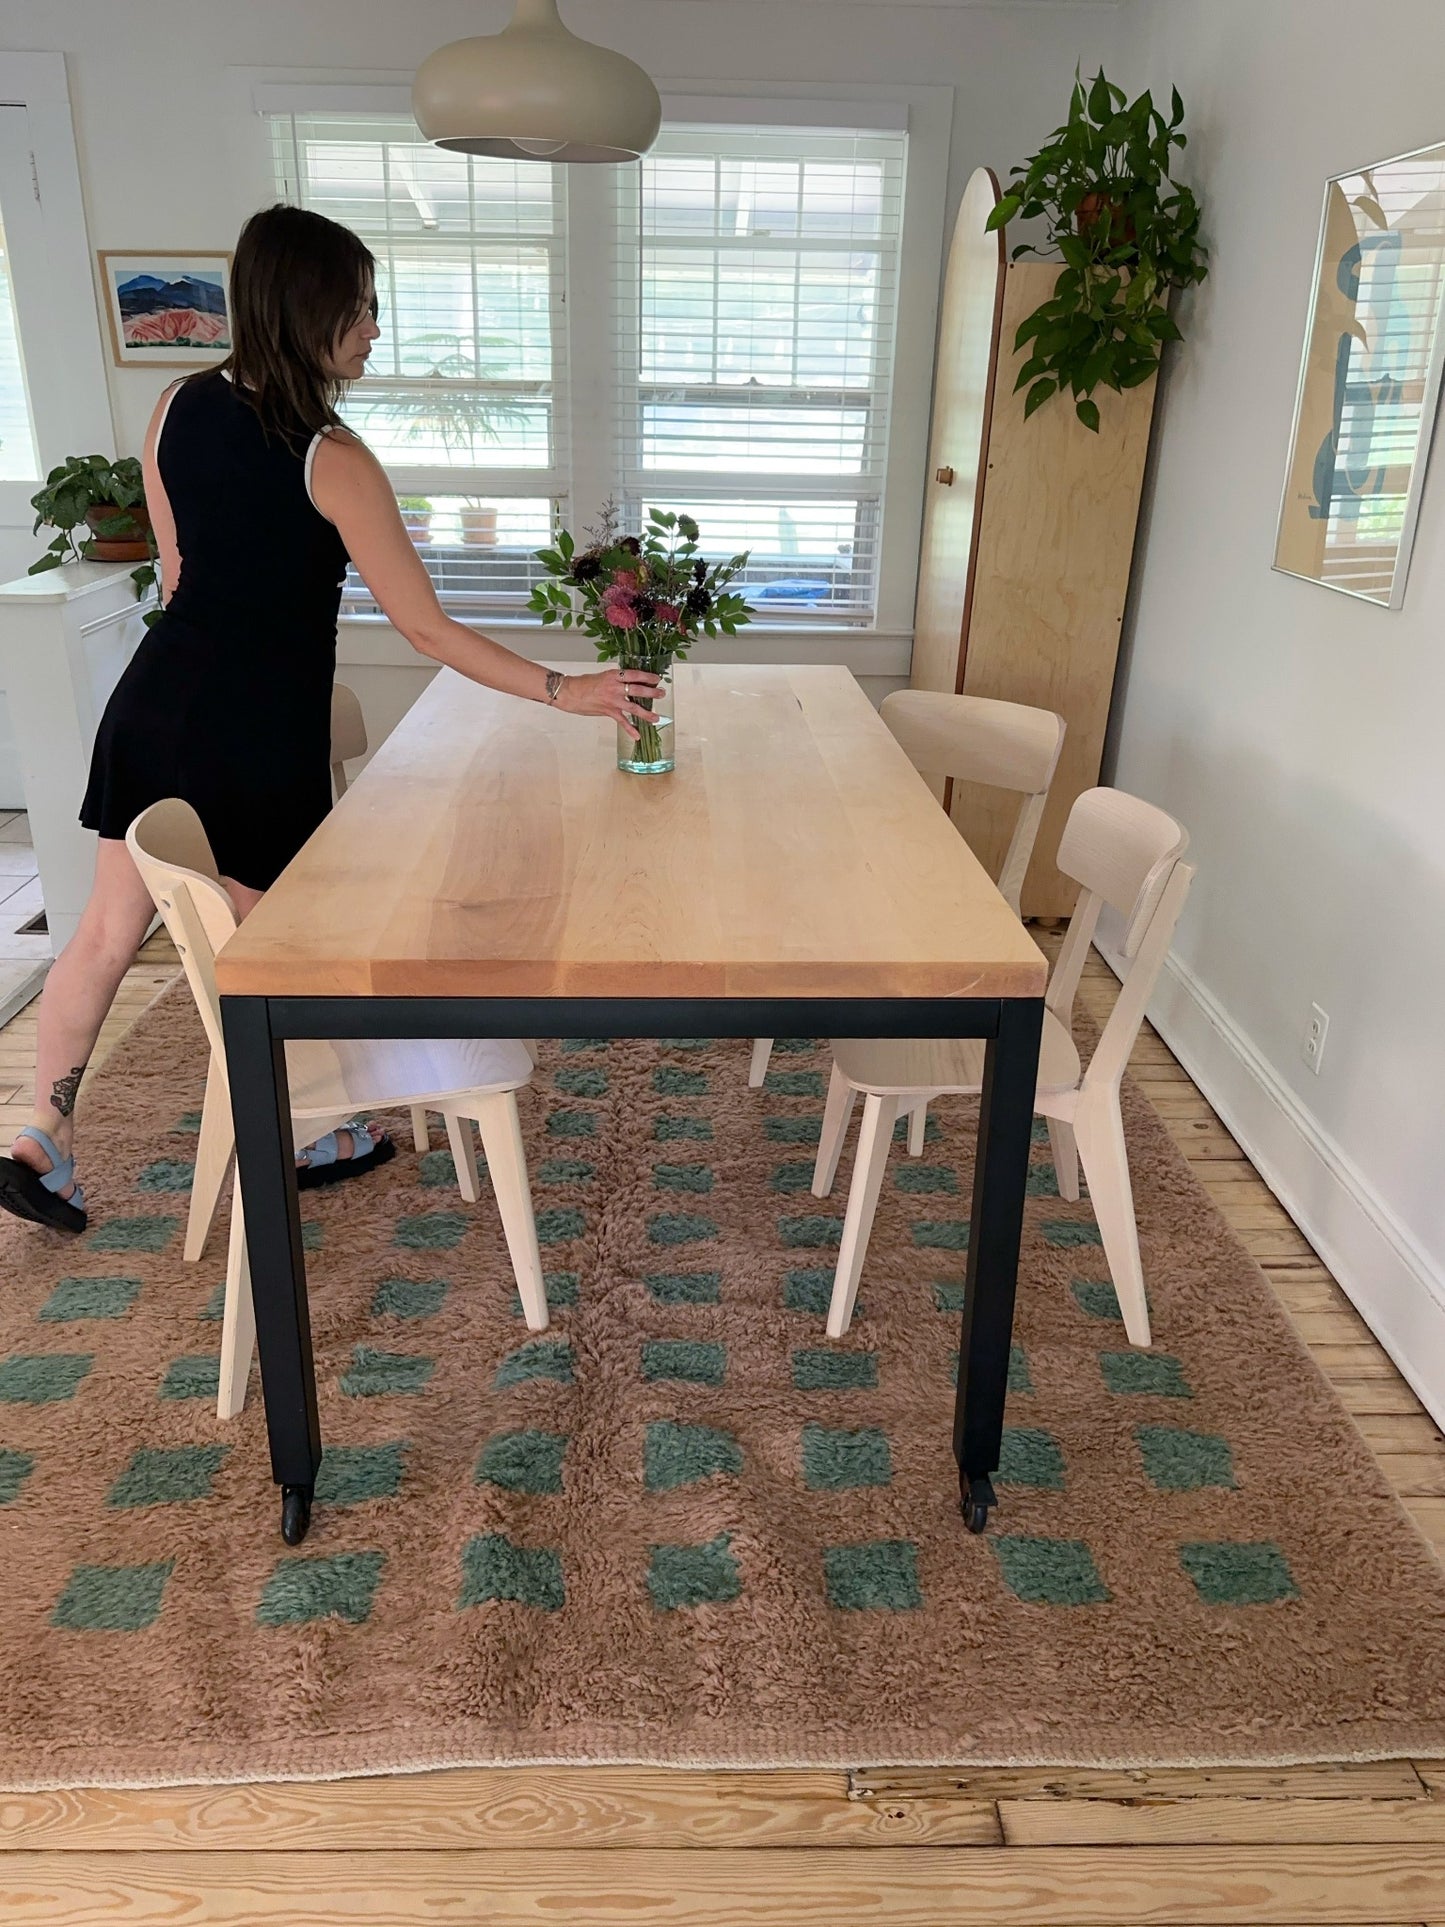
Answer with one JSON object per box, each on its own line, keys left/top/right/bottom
{"left": 3, "top": 988, "right": 1445, "bottom": 1788}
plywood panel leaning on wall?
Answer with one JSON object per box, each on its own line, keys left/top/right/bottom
{"left": 909, "top": 165, "right": 1007, "bottom": 763}
{"left": 911, "top": 165, "right": 1168, "bottom": 915}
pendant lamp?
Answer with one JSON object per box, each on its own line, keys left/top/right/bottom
{"left": 412, "top": 0, "right": 661, "bottom": 164}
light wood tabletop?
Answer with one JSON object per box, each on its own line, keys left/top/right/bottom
{"left": 216, "top": 664, "right": 1045, "bottom": 1002}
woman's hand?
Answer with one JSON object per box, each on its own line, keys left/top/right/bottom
{"left": 555, "top": 667, "right": 662, "bottom": 740}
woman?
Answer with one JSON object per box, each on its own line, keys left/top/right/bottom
{"left": 0, "top": 203, "right": 657, "bottom": 1234}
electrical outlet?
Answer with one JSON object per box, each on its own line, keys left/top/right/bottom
{"left": 1302, "top": 1002, "right": 1330, "bottom": 1076}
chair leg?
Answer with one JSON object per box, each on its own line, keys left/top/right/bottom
{"left": 475, "top": 1093, "right": 549, "bottom": 1332}
{"left": 1074, "top": 1096, "right": 1150, "bottom": 1347}
{"left": 748, "top": 1038, "right": 773, "bottom": 1088}
{"left": 217, "top": 1182, "right": 256, "bottom": 1421}
{"left": 826, "top": 1093, "right": 899, "bottom": 1339}
{"left": 184, "top": 1057, "right": 234, "bottom": 1263}
{"left": 444, "top": 1111, "right": 482, "bottom": 1203}
{"left": 410, "top": 1105, "right": 430, "bottom": 1153}
{"left": 1047, "top": 1116, "right": 1080, "bottom": 1201}
{"left": 812, "top": 1060, "right": 859, "bottom": 1197}
{"left": 907, "top": 1099, "right": 928, "bottom": 1159}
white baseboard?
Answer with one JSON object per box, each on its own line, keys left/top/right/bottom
{"left": 1105, "top": 942, "right": 1445, "bottom": 1432}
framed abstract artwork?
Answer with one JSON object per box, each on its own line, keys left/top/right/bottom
{"left": 96, "top": 250, "right": 233, "bottom": 368}
{"left": 1275, "top": 141, "right": 1445, "bottom": 608}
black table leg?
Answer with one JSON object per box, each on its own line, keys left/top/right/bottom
{"left": 220, "top": 995, "right": 319, "bottom": 1545}
{"left": 953, "top": 995, "right": 1044, "bottom": 1533}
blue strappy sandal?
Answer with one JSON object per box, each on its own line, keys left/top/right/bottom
{"left": 295, "top": 1119, "right": 396, "bottom": 1191}
{"left": 0, "top": 1126, "right": 87, "bottom": 1235}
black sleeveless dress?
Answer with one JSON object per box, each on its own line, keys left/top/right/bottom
{"left": 81, "top": 371, "right": 349, "bottom": 891}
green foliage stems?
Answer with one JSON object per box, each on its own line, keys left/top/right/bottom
{"left": 528, "top": 509, "right": 752, "bottom": 668}
{"left": 529, "top": 507, "right": 753, "bottom": 767}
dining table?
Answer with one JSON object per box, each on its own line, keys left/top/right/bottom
{"left": 215, "top": 662, "right": 1047, "bottom": 1544}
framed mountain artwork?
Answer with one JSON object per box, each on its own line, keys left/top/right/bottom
{"left": 1275, "top": 141, "right": 1445, "bottom": 608}
{"left": 97, "top": 250, "right": 233, "bottom": 368}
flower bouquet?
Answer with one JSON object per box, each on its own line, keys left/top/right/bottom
{"left": 529, "top": 506, "right": 751, "bottom": 772}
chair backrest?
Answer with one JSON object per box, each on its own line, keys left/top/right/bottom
{"left": 126, "top": 800, "right": 239, "bottom": 1074}
{"left": 879, "top": 689, "right": 1065, "bottom": 914}
{"left": 330, "top": 682, "right": 368, "bottom": 799}
{"left": 1045, "top": 786, "right": 1195, "bottom": 1093}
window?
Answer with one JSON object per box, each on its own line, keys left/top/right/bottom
{"left": 269, "top": 100, "right": 925, "bottom": 628}
{"left": 0, "top": 206, "right": 40, "bottom": 482}
{"left": 271, "top": 112, "right": 566, "bottom": 612}
{"left": 619, "top": 124, "right": 904, "bottom": 619}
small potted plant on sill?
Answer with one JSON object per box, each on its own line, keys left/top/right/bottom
{"left": 397, "top": 495, "right": 433, "bottom": 544}
{"left": 986, "top": 68, "right": 1209, "bottom": 430}
{"left": 529, "top": 503, "right": 751, "bottom": 775}
{"left": 460, "top": 500, "right": 499, "bottom": 546}
{"left": 29, "top": 453, "right": 160, "bottom": 620}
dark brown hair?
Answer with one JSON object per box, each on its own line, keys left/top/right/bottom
{"left": 211, "top": 204, "right": 375, "bottom": 448}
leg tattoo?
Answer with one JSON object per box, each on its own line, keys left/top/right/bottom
{"left": 50, "top": 1063, "right": 88, "bottom": 1119}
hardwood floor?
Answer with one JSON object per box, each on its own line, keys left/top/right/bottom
{"left": 2, "top": 939, "right": 1443, "bottom": 1924}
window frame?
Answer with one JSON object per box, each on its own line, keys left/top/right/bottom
{"left": 256, "top": 77, "right": 951, "bottom": 641}
{"left": 0, "top": 54, "right": 113, "bottom": 537}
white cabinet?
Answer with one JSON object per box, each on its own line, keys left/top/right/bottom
{"left": 0, "top": 561, "right": 154, "bottom": 952}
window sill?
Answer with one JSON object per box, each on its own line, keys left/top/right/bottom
{"left": 337, "top": 613, "right": 913, "bottom": 677}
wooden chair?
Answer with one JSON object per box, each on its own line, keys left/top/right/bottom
{"left": 126, "top": 799, "right": 550, "bottom": 1420}
{"left": 809, "top": 786, "right": 1194, "bottom": 1346}
{"left": 331, "top": 682, "right": 430, "bottom": 1155}
{"left": 329, "top": 681, "right": 368, "bottom": 799}
{"left": 749, "top": 691, "right": 1066, "bottom": 1097}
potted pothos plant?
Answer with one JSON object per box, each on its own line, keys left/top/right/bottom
{"left": 29, "top": 454, "right": 160, "bottom": 619}
{"left": 987, "top": 69, "right": 1209, "bottom": 430}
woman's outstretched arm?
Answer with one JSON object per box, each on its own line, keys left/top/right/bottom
{"left": 309, "top": 429, "right": 656, "bottom": 732}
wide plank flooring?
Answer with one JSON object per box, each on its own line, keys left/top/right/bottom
{"left": 2, "top": 935, "right": 1442, "bottom": 1925}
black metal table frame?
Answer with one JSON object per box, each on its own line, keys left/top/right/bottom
{"left": 220, "top": 991, "right": 1044, "bottom": 1544}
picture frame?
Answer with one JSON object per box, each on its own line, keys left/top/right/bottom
{"left": 96, "top": 250, "right": 234, "bottom": 368}
{"left": 1274, "top": 140, "right": 1445, "bottom": 609}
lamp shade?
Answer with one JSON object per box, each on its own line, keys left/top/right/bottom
{"left": 412, "top": 0, "right": 661, "bottom": 164}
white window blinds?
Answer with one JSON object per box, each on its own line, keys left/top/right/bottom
{"left": 618, "top": 123, "right": 906, "bottom": 620}
{"left": 270, "top": 111, "right": 565, "bottom": 610}
{"left": 268, "top": 108, "right": 912, "bottom": 625}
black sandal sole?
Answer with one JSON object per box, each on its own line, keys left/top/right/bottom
{"left": 295, "top": 1134, "right": 397, "bottom": 1191}
{"left": 0, "top": 1156, "right": 87, "bottom": 1235}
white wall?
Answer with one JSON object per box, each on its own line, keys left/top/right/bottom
{"left": 1108, "top": 0, "right": 1445, "bottom": 1420}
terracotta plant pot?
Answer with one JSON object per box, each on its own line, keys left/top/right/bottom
{"left": 84, "top": 501, "right": 152, "bottom": 563}
{"left": 400, "top": 511, "right": 432, "bottom": 547}
{"left": 1076, "top": 191, "right": 1137, "bottom": 250}
{"left": 461, "top": 505, "right": 498, "bottom": 546}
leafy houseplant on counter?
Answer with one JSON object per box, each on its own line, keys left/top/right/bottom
{"left": 530, "top": 505, "right": 751, "bottom": 774}
{"left": 397, "top": 495, "right": 433, "bottom": 544}
{"left": 986, "top": 68, "right": 1209, "bottom": 429}
{"left": 29, "top": 454, "right": 160, "bottom": 620}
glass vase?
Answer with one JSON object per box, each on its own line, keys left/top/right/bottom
{"left": 616, "top": 656, "right": 675, "bottom": 774}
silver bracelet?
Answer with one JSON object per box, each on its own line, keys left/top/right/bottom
{"left": 544, "top": 669, "right": 565, "bottom": 704}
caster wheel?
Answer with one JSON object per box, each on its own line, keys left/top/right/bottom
{"left": 959, "top": 1473, "right": 996, "bottom": 1536}
{"left": 281, "top": 1484, "right": 313, "bottom": 1545}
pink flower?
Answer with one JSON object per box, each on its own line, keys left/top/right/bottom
{"left": 602, "top": 586, "right": 639, "bottom": 631}
{"left": 611, "top": 568, "right": 640, "bottom": 590}
{"left": 655, "top": 602, "right": 680, "bottom": 625}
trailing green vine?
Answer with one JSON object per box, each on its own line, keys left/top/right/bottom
{"left": 987, "top": 69, "right": 1209, "bottom": 430}
{"left": 30, "top": 454, "right": 160, "bottom": 619}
